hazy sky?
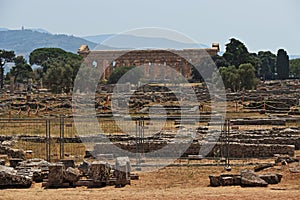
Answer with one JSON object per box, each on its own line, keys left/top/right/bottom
{"left": 1, "top": 0, "right": 299, "bottom": 54}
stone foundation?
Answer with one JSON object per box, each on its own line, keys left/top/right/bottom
{"left": 93, "top": 141, "right": 295, "bottom": 158}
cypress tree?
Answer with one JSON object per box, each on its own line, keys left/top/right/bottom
{"left": 276, "top": 49, "right": 289, "bottom": 80}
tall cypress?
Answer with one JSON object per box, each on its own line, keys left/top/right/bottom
{"left": 276, "top": 49, "right": 289, "bottom": 80}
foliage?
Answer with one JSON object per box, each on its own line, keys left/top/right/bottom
{"left": 218, "top": 66, "right": 240, "bottom": 92}
{"left": 0, "top": 49, "right": 15, "bottom": 88}
{"left": 247, "top": 53, "right": 262, "bottom": 77}
{"left": 258, "top": 51, "right": 276, "bottom": 80}
{"left": 44, "top": 61, "right": 74, "bottom": 93}
{"left": 8, "top": 56, "right": 33, "bottom": 83}
{"left": 223, "top": 38, "right": 251, "bottom": 67}
{"left": 29, "top": 48, "right": 83, "bottom": 93}
{"left": 191, "top": 56, "right": 218, "bottom": 83}
{"left": 216, "top": 64, "right": 257, "bottom": 92}
{"left": 107, "top": 65, "right": 143, "bottom": 84}
{"left": 238, "top": 63, "right": 257, "bottom": 90}
{"left": 290, "top": 58, "right": 300, "bottom": 78}
{"left": 276, "top": 49, "right": 289, "bottom": 80}
{"left": 212, "top": 55, "right": 229, "bottom": 68}
{"left": 73, "top": 63, "right": 100, "bottom": 93}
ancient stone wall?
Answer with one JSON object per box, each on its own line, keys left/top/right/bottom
{"left": 78, "top": 45, "right": 219, "bottom": 80}
{"left": 93, "top": 142, "right": 295, "bottom": 158}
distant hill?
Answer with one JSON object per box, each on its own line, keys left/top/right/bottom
{"left": 83, "top": 34, "right": 209, "bottom": 49}
{"left": 0, "top": 28, "right": 210, "bottom": 60}
{"left": 0, "top": 29, "right": 103, "bottom": 58}
{"left": 0, "top": 28, "right": 9, "bottom": 32}
{"left": 289, "top": 55, "right": 300, "bottom": 60}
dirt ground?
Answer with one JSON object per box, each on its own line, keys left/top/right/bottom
{"left": 0, "top": 164, "right": 299, "bottom": 200}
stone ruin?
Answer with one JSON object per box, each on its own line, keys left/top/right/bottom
{"left": 209, "top": 154, "right": 300, "bottom": 187}
{"left": 0, "top": 165, "right": 32, "bottom": 188}
{"left": 42, "top": 156, "right": 134, "bottom": 188}
{"left": 90, "top": 127, "right": 300, "bottom": 159}
{"left": 209, "top": 170, "right": 283, "bottom": 187}
{"left": 0, "top": 151, "right": 136, "bottom": 189}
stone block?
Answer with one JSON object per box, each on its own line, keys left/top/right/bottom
{"left": 241, "top": 170, "right": 268, "bottom": 187}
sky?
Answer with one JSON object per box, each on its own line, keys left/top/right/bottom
{"left": 1, "top": 0, "right": 300, "bottom": 54}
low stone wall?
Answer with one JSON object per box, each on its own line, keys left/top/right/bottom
{"left": 231, "top": 119, "right": 286, "bottom": 126}
{"left": 228, "top": 138, "right": 300, "bottom": 150}
{"left": 93, "top": 141, "right": 295, "bottom": 158}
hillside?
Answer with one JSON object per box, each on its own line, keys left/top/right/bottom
{"left": 0, "top": 29, "right": 99, "bottom": 57}
{"left": 84, "top": 34, "right": 208, "bottom": 49}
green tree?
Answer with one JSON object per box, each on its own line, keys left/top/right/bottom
{"left": 29, "top": 48, "right": 82, "bottom": 93}
{"left": 107, "top": 66, "right": 143, "bottom": 84}
{"left": 223, "top": 38, "right": 251, "bottom": 67}
{"left": 218, "top": 66, "right": 240, "bottom": 92}
{"left": 247, "top": 53, "right": 262, "bottom": 77}
{"left": 43, "top": 62, "right": 74, "bottom": 93}
{"left": 0, "top": 49, "right": 15, "bottom": 89}
{"left": 30, "top": 48, "right": 68, "bottom": 67}
{"left": 212, "top": 55, "right": 229, "bottom": 68}
{"left": 238, "top": 63, "right": 257, "bottom": 90}
{"left": 290, "top": 58, "right": 300, "bottom": 78}
{"left": 215, "top": 64, "right": 257, "bottom": 92}
{"left": 258, "top": 51, "right": 276, "bottom": 80}
{"left": 276, "top": 49, "right": 289, "bottom": 80}
{"left": 73, "top": 63, "right": 100, "bottom": 93}
{"left": 9, "top": 56, "right": 33, "bottom": 83}
{"left": 29, "top": 48, "right": 82, "bottom": 76}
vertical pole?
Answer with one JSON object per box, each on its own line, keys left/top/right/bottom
{"left": 135, "top": 118, "right": 141, "bottom": 171}
{"left": 220, "top": 118, "right": 224, "bottom": 159}
{"left": 46, "top": 119, "right": 50, "bottom": 162}
{"left": 224, "top": 119, "right": 231, "bottom": 171}
{"left": 60, "top": 115, "right": 64, "bottom": 159}
{"left": 135, "top": 119, "right": 138, "bottom": 163}
{"left": 227, "top": 119, "right": 230, "bottom": 167}
{"left": 225, "top": 120, "right": 228, "bottom": 167}
{"left": 141, "top": 116, "right": 144, "bottom": 156}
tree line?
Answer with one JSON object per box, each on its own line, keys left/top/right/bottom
{"left": 191, "top": 38, "right": 295, "bottom": 92}
{"left": 0, "top": 38, "right": 299, "bottom": 93}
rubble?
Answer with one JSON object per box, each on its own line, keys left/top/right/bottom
{"left": 9, "top": 158, "right": 23, "bottom": 168}
{"left": 209, "top": 170, "right": 282, "bottom": 187}
{"left": 259, "top": 173, "right": 282, "bottom": 184}
{"left": 17, "top": 158, "right": 51, "bottom": 182}
{"left": 78, "top": 160, "right": 90, "bottom": 175}
{"left": 114, "top": 157, "right": 131, "bottom": 187}
{"left": 0, "top": 165, "right": 32, "bottom": 188}
{"left": 241, "top": 170, "right": 268, "bottom": 187}
{"left": 275, "top": 155, "right": 299, "bottom": 164}
{"left": 254, "top": 163, "right": 274, "bottom": 172}
{"left": 88, "top": 161, "right": 111, "bottom": 186}
{"left": 47, "top": 164, "right": 65, "bottom": 187}
{"left": 64, "top": 167, "right": 80, "bottom": 185}
{"left": 0, "top": 145, "right": 25, "bottom": 159}
{"left": 209, "top": 174, "right": 241, "bottom": 187}
{"left": 43, "top": 157, "right": 135, "bottom": 188}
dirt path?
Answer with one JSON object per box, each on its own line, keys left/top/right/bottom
{"left": 1, "top": 165, "right": 299, "bottom": 200}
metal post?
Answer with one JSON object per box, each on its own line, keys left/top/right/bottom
{"left": 225, "top": 119, "right": 231, "bottom": 171}
{"left": 141, "top": 116, "right": 144, "bottom": 156}
{"left": 60, "top": 116, "right": 65, "bottom": 159}
{"left": 135, "top": 118, "right": 141, "bottom": 170}
{"left": 46, "top": 119, "right": 51, "bottom": 162}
